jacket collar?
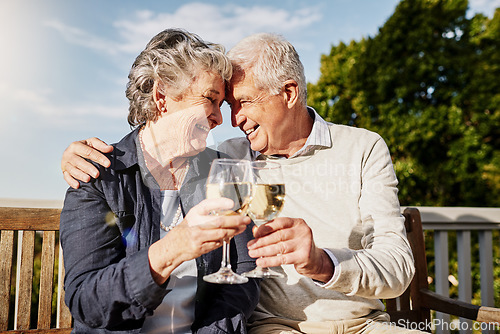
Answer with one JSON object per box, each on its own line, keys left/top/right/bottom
{"left": 109, "top": 127, "right": 141, "bottom": 171}
{"left": 109, "top": 126, "right": 222, "bottom": 214}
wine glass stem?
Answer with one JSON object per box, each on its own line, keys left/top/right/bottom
{"left": 256, "top": 220, "right": 267, "bottom": 270}
{"left": 221, "top": 239, "right": 231, "bottom": 269}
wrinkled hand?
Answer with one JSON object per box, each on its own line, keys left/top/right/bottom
{"left": 247, "top": 217, "right": 334, "bottom": 283}
{"left": 61, "top": 138, "right": 113, "bottom": 189}
{"left": 149, "top": 198, "right": 251, "bottom": 284}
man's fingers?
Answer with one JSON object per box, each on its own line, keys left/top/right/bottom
{"left": 256, "top": 253, "right": 293, "bottom": 268}
{"left": 64, "top": 140, "right": 111, "bottom": 169}
{"left": 86, "top": 137, "right": 114, "bottom": 153}
{"left": 63, "top": 171, "right": 81, "bottom": 190}
{"left": 85, "top": 138, "right": 113, "bottom": 167}
{"left": 252, "top": 218, "right": 291, "bottom": 238}
{"left": 252, "top": 223, "right": 275, "bottom": 238}
{"left": 65, "top": 160, "right": 97, "bottom": 180}
{"left": 78, "top": 140, "right": 112, "bottom": 168}
{"left": 62, "top": 155, "right": 100, "bottom": 180}
{"left": 62, "top": 139, "right": 111, "bottom": 184}
{"left": 249, "top": 226, "right": 292, "bottom": 249}
{"left": 248, "top": 239, "right": 293, "bottom": 257}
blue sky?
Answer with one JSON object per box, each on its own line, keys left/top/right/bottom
{"left": 0, "top": 0, "right": 498, "bottom": 201}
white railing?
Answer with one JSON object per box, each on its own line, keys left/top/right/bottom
{"left": 413, "top": 206, "right": 500, "bottom": 334}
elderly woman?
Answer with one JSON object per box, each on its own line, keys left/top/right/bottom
{"left": 60, "top": 29, "right": 259, "bottom": 334}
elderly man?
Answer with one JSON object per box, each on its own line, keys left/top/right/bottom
{"left": 62, "top": 33, "right": 422, "bottom": 333}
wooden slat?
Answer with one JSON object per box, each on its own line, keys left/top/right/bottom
{"left": 56, "top": 246, "right": 72, "bottom": 329}
{"left": 37, "top": 232, "right": 56, "bottom": 329}
{"left": 404, "top": 208, "right": 431, "bottom": 325}
{"left": 1, "top": 329, "right": 73, "bottom": 334}
{"left": 0, "top": 208, "right": 73, "bottom": 332}
{"left": 0, "top": 208, "right": 60, "bottom": 231}
{"left": 0, "top": 230, "right": 15, "bottom": 330}
{"left": 16, "top": 231, "right": 35, "bottom": 330}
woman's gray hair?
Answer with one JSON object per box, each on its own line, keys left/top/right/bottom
{"left": 227, "top": 33, "right": 307, "bottom": 107}
{"left": 126, "top": 28, "right": 232, "bottom": 126}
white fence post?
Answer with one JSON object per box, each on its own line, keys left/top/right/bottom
{"left": 457, "top": 230, "right": 472, "bottom": 334}
{"left": 434, "top": 230, "right": 450, "bottom": 334}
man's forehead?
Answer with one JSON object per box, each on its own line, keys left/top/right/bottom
{"left": 230, "top": 67, "right": 251, "bottom": 86}
{"left": 229, "top": 85, "right": 253, "bottom": 101}
{"left": 230, "top": 73, "right": 255, "bottom": 94}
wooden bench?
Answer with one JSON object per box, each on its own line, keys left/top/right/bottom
{"left": 386, "top": 207, "right": 500, "bottom": 332}
{"left": 1, "top": 206, "right": 498, "bottom": 333}
{"left": 0, "top": 207, "right": 72, "bottom": 333}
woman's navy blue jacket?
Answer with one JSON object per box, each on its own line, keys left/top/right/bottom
{"left": 60, "top": 128, "right": 259, "bottom": 333}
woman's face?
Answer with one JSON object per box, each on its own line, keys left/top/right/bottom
{"left": 160, "top": 70, "right": 225, "bottom": 157}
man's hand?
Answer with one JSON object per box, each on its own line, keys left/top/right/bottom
{"left": 61, "top": 138, "right": 113, "bottom": 189}
{"left": 247, "top": 217, "right": 334, "bottom": 283}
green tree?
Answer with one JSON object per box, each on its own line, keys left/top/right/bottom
{"left": 308, "top": 0, "right": 500, "bottom": 207}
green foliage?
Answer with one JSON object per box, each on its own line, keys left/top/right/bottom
{"left": 308, "top": 0, "right": 500, "bottom": 317}
{"left": 308, "top": 0, "right": 500, "bottom": 207}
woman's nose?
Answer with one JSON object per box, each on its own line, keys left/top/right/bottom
{"left": 213, "top": 106, "right": 223, "bottom": 126}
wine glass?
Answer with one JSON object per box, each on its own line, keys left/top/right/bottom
{"left": 243, "top": 161, "right": 286, "bottom": 278}
{"left": 203, "top": 159, "right": 253, "bottom": 284}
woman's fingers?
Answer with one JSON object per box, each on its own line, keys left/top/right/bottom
{"left": 190, "top": 198, "right": 235, "bottom": 216}
{"left": 163, "top": 198, "right": 251, "bottom": 261}
{"left": 181, "top": 215, "right": 249, "bottom": 241}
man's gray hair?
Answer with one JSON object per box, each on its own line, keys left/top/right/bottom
{"left": 126, "top": 28, "right": 232, "bottom": 126}
{"left": 227, "top": 33, "right": 307, "bottom": 106}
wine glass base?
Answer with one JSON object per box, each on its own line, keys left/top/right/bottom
{"left": 203, "top": 267, "right": 249, "bottom": 284}
{"left": 243, "top": 267, "right": 284, "bottom": 279}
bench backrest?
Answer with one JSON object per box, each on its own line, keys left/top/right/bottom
{"left": 0, "top": 207, "right": 72, "bottom": 333}
{"left": 2, "top": 206, "right": 495, "bottom": 332}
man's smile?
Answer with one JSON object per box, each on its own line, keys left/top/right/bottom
{"left": 244, "top": 124, "right": 260, "bottom": 135}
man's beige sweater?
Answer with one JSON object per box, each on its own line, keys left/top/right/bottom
{"left": 221, "top": 123, "right": 415, "bottom": 323}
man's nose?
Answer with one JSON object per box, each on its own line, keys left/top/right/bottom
{"left": 231, "top": 107, "right": 243, "bottom": 128}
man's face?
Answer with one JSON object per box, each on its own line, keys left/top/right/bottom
{"left": 226, "top": 70, "right": 288, "bottom": 155}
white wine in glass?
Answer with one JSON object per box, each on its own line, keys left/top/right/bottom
{"left": 203, "top": 159, "right": 253, "bottom": 284}
{"left": 206, "top": 182, "right": 251, "bottom": 216}
{"left": 243, "top": 161, "right": 286, "bottom": 278}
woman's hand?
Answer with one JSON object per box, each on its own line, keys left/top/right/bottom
{"left": 148, "top": 198, "right": 251, "bottom": 285}
{"left": 61, "top": 138, "right": 113, "bottom": 189}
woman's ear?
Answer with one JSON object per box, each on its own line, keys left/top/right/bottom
{"left": 153, "top": 81, "right": 167, "bottom": 112}
{"left": 282, "top": 80, "right": 299, "bottom": 108}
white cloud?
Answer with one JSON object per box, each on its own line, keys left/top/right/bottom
{"left": 45, "top": 3, "right": 322, "bottom": 55}
{"left": 44, "top": 20, "right": 121, "bottom": 55}
{"left": 0, "top": 82, "right": 125, "bottom": 125}
{"left": 468, "top": 0, "right": 500, "bottom": 17}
